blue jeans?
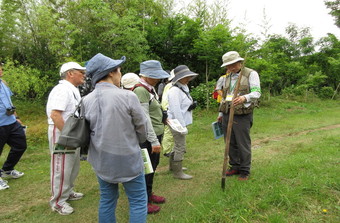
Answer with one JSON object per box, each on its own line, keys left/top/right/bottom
{"left": 97, "top": 173, "right": 147, "bottom": 223}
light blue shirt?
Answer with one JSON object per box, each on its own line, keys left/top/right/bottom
{"left": 83, "top": 82, "right": 148, "bottom": 183}
{"left": 0, "top": 80, "right": 16, "bottom": 126}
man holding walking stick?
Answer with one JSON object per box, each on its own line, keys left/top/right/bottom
{"left": 217, "top": 51, "right": 261, "bottom": 181}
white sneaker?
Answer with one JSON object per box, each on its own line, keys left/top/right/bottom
{"left": 52, "top": 202, "right": 74, "bottom": 215}
{"left": 0, "top": 177, "right": 9, "bottom": 190}
{"left": 68, "top": 191, "right": 84, "bottom": 201}
{"left": 1, "top": 170, "right": 24, "bottom": 179}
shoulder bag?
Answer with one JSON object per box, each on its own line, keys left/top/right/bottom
{"left": 57, "top": 98, "right": 90, "bottom": 150}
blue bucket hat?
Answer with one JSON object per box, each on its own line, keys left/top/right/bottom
{"left": 139, "top": 60, "right": 169, "bottom": 79}
{"left": 86, "top": 53, "right": 126, "bottom": 85}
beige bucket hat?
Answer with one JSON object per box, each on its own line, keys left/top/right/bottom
{"left": 221, "top": 51, "right": 244, "bottom": 67}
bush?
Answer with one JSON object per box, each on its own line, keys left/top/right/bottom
{"left": 2, "top": 60, "right": 53, "bottom": 99}
{"left": 318, "top": 86, "right": 334, "bottom": 99}
{"left": 281, "top": 85, "right": 320, "bottom": 102}
{"left": 190, "top": 80, "right": 219, "bottom": 108}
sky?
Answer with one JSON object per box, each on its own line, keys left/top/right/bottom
{"left": 176, "top": 0, "right": 340, "bottom": 40}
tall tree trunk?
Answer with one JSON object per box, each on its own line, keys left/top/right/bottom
{"left": 332, "top": 82, "right": 340, "bottom": 100}
{"left": 205, "top": 59, "right": 209, "bottom": 109}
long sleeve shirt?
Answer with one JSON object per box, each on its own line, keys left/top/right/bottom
{"left": 167, "top": 83, "right": 193, "bottom": 127}
{"left": 133, "top": 79, "right": 164, "bottom": 146}
{"left": 83, "top": 82, "right": 148, "bottom": 183}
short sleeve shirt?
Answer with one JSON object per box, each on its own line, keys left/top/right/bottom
{"left": 0, "top": 80, "right": 16, "bottom": 126}
{"left": 46, "top": 80, "right": 81, "bottom": 125}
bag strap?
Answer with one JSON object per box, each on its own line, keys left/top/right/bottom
{"left": 132, "top": 83, "right": 157, "bottom": 104}
{"left": 172, "top": 84, "right": 193, "bottom": 102}
{"left": 73, "top": 97, "right": 85, "bottom": 118}
{"left": 131, "top": 83, "right": 152, "bottom": 93}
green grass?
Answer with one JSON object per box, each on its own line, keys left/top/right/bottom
{"left": 0, "top": 97, "right": 339, "bottom": 222}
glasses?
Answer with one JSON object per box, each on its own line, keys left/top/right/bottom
{"left": 72, "top": 69, "right": 86, "bottom": 75}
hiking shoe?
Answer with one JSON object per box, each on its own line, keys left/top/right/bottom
{"left": 0, "top": 177, "right": 9, "bottom": 190}
{"left": 238, "top": 174, "right": 249, "bottom": 181}
{"left": 149, "top": 193, "right": 166, "bottom": 204}
{"left": 52, "top": 202, "right": 74, "bottom": 215}
{"left": 1, "top": 170, "right": 24, "bottom": 179}
{"left": 225, "top": 169, "right": 240, "bottom": 176}
{"left": 68, "top": 192, "right": 84, "bottom": 201}
{"left": 147, "top": 203, "right": 160, "bottom": 214}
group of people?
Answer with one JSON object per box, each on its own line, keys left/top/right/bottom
{"left": 44, "top": 53, "right": 200, "bottom": 222}
{"left": 0, "top": 50, "right": 261, "bottom": 223}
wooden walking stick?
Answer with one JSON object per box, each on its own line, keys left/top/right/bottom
{"left": 221, "top": 63, "right": 245, "bottom": 191}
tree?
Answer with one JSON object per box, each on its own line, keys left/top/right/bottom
{"left": 0, "top": 0, "right": 21, "bottom": 60}
{"left": 192, "top": 24, "right": 233, "bottom": 107}
{"left": 145, "top": 15, "right": 201, "bottom": 70}
{"left": 184, "top": 0, "right": 231, "bottom": 30}
{"left": 259, "top": 8, "right": 272, "bottom": 40}
{"left": 325, "top": 0, "right": 340, "bottom": 28}
{"left": 316, "top": 33, "right": 340, "bottom": 89}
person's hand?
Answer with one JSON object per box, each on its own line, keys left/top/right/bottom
{"left": 233, "top": 96, "right": 246, "bottom": 106}
{"left": 16, "top": 118, "right": 23, "bottom": 125}
{"left": 151, "top": 145, "right": 161, "bottom": 154}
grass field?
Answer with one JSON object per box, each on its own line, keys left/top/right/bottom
{"left": 0, "top": 97, "right": 339, "bottom": 223}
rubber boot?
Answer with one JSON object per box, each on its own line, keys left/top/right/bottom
{"left": 172, "top": 161, "right": 192, "bottom": 180}
{"left": 169, "top": 153, "right": 173, "bottom": 171}
{"left": 169, "top": 153, "right": 187, "bottom": 171}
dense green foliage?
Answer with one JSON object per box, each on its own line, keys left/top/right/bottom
{"left": 0, "top": 0, "right": 339, "bottom": 101}
{"left": 325, "top": 0, "right": 340, "bottom": 28}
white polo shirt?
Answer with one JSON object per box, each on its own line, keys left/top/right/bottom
{"left": 46, "top": 80, "right": 81, "bottom": 125}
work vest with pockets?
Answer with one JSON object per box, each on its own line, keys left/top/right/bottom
{"left": 218, "top": 67, "right": 259, "bottom": 115}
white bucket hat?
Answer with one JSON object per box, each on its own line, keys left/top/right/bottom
{"left": 221, "top": 51, "right": 244, "bottom": 67}
{"left": 121, "top": 72, "right": 140, "bottom": 89}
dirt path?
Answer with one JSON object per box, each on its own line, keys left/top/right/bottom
{"left": 252, "top": 123, "right": 340, "bottom": 148}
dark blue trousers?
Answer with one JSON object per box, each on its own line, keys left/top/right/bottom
{"left": 0, "top": 121, "right": 27, "bottom": 171}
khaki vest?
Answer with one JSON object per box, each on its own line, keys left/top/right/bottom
{"left": 218, "top": 67, "right": 258, "bottom": 115}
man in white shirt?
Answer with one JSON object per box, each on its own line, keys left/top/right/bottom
{"left": 46, "top": 62, "right": 86, "bottom": 215}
